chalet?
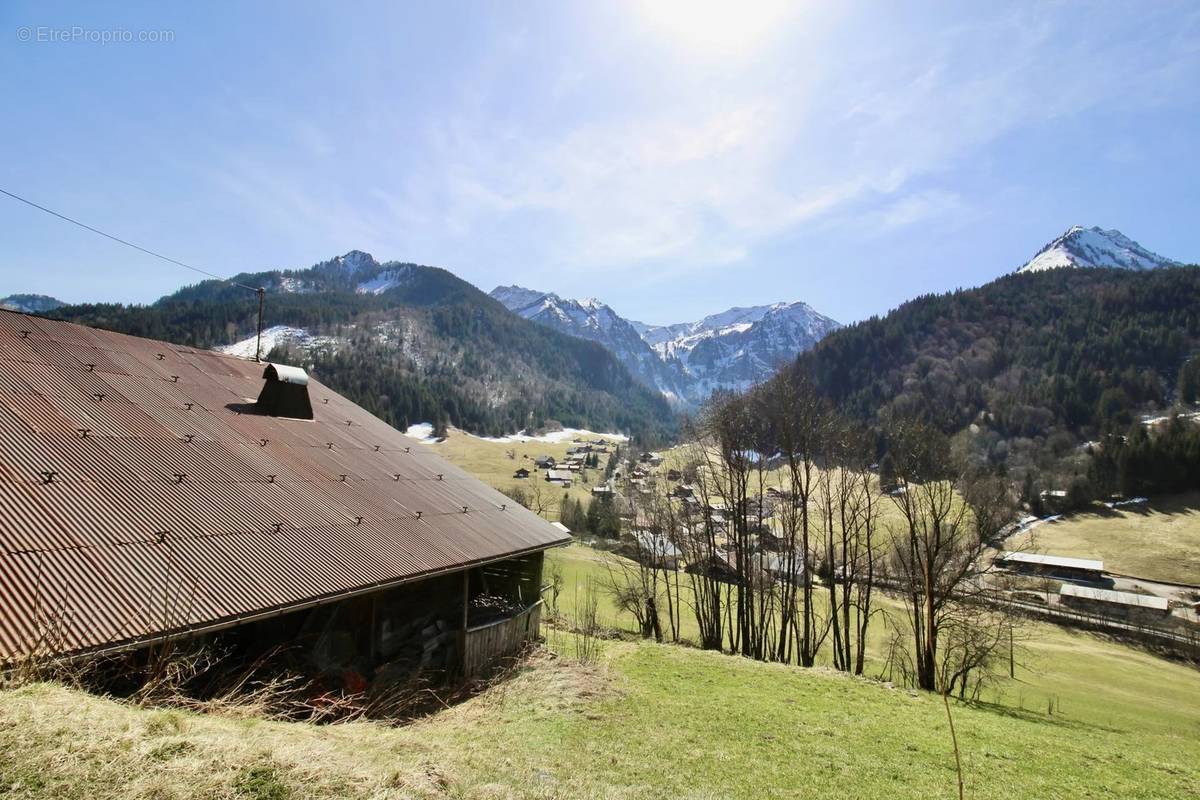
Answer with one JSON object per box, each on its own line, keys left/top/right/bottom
{"left": 512, "top": 467, "right": 531, "bottom": 479}
{"left": 591, "top": 485, "right": 614, "bottom": 497}
{"left": 0, "top": 311, "right": 570, "bottom": 683}
{"left": 533, "top": 455, "right": 556, "bottom": 469}
{"left": 544, "top": 469, "right": 573, "bottom": 486}
{"left": 631, "top": 530, "right": 681, "bottom": 570}
{"left": 639, "top": 452, "right": 664, "bottom": 467}
{"left": 666, "top": 468, "right": 682, "bottom": 481}
{"left": 762, "top": 552, "right": 805, "bottom": 584}
{"left": 671, "top": 484, "right": 694, "bottom": 499}
{"left": 996, "top": 552, "right": 1105, "bottom": 583}
{"left": 1039, "top": 489, "right": 1070, "bottom": 514}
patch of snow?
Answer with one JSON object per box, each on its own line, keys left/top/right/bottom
{"left": 277, "top": 277, "right": 316, "bottom": 293}
{"left": 1105, "top": 496, "right": 1149, "bottom": 509}
{"left": 403, "top": 422, "right": 439, "bottom": 443}
{"left": 216, "top": 325, "right": 336, "bottom": 360}
{"left": 473, "top": 426, "right": 630, "bottom": 444}
{"left": 357, "top": 265, "right": 415, "bottom": 295}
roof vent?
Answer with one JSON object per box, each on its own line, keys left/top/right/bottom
{"left": 256, "top": 363, "right": 314, "bottom": 420}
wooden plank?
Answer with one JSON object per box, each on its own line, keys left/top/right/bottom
{"left": 463, "top": 600, "right": 542, "bottom": 676}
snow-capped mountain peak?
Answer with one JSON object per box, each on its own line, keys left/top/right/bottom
{"left": 645, "top": 300, "right": 842, "bottom": 398}
{"left": 320, "top": 250, "right": 379, "bottom": 275}
{"left": 491, "top": 285, "right": 840, "bottom": 407}
{"left": 1017, "top": 226, "right": 1181, "bottom": 273}
{"left": 489, "top": 285, "right": 550, "bottom": 310}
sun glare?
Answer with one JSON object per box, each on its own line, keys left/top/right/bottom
{"left": 631, "top": 0, "right": 794, "bottom": 56}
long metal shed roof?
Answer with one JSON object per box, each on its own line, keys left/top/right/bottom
{"left": 1059, "top": 584, "right": 1169, "bottom": 611}
{"left": 998, "top": 551, "right": 1104, "bottom": 573}
{"left": 0, "top": 310, "right": 570, "bottom": 661}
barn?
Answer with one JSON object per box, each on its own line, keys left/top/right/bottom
{"left": 1058, "top": 584, "right": 1170, "bottom": 619}
{"left": 995, "top": 551, "right": 1105, "bottom": 583}
{"left": 0, "top": 310, "right": 570, "bottom": 686}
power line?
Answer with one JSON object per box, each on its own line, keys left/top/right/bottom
{"left": 0, "top": 187, "right": 260, "bottom": 292}
{"left": 0, "top": 186, "right": 270, "bottom": 362}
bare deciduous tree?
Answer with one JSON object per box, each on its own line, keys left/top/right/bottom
{"left": 884, "top": 415, "right": 1021, "bottom": 693}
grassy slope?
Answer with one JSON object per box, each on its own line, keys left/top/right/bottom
{"left": 546, "top": 546, "right": 1200, "bottom": 736}
{"left": 419, "top": 427, "right": 623, "bottom": 514}
{"left": 1012, "top": 492, "right": 1200, "bottom": 585}
{"left": 3, "top": 637, "right": 1197, "bottom": 800}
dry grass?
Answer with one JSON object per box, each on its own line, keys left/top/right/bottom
{"left": 423, "top": 427, "right": 624, "bottom": 519}
{"left": 1013, "top": 491, "right": 1200, "bottom": 584}
{"left": 0, "top": 647, "right": 619, "bottom": 800}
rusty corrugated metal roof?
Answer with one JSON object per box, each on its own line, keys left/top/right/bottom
{"left": 0, "top": 310, "right": 569, "bottom": 660}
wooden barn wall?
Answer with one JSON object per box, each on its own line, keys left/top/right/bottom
{"left": 462, "top": 601, "right": 542, "bottom": 677}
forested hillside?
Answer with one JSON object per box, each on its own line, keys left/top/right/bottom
{"left": 790, "top": 266, "right": 1200, "bottom": 484}
{"left": 48, "top": 253, "right": 677, "bottom": 442}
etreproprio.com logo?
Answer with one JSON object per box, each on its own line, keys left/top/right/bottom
{"left": 16, "top": 26, "right": 175, "bottom": 44}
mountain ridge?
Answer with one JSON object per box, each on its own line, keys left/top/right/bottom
{"left": 44, "top": 252, "right": 677, "bottom": 443}
{"left": 490, "top": 286, "right": 841, "bottom": 406}
{"left": 0, "top": 293, "right": 65, "bottom": 314}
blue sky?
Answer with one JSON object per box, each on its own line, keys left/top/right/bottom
{"left": 1, "top": 1, "right": 1197, "bottom": 325}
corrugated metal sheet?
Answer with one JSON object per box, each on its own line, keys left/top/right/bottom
{"left": 0, "top": 309, "right": 570, "bottom": 660}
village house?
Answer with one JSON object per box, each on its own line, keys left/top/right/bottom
{"left": 0, "top": 311, "right": 570, "bottom": 685}
{"left": 512, "top": 467, "right": 530, "bottom": 479}
{"left": 631, "top": 530, "right": 681, "bottom": 570}
{"left": 639, "top": 451, "right": 664, "bottom": 467}
{"left": 591, "top": 484, "right": 614, "bottom": 498}
{"left": 762, "top": 552, "right": 805, "bottom": 585}
{"left": 544, "top": 468, "right": 573, "bottom": 486}
{"left": 533, "top": 455, "right": 556, "bottom": 469}
{"left": 1038, "top": 489, "right": 1071, "bottom": 514}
